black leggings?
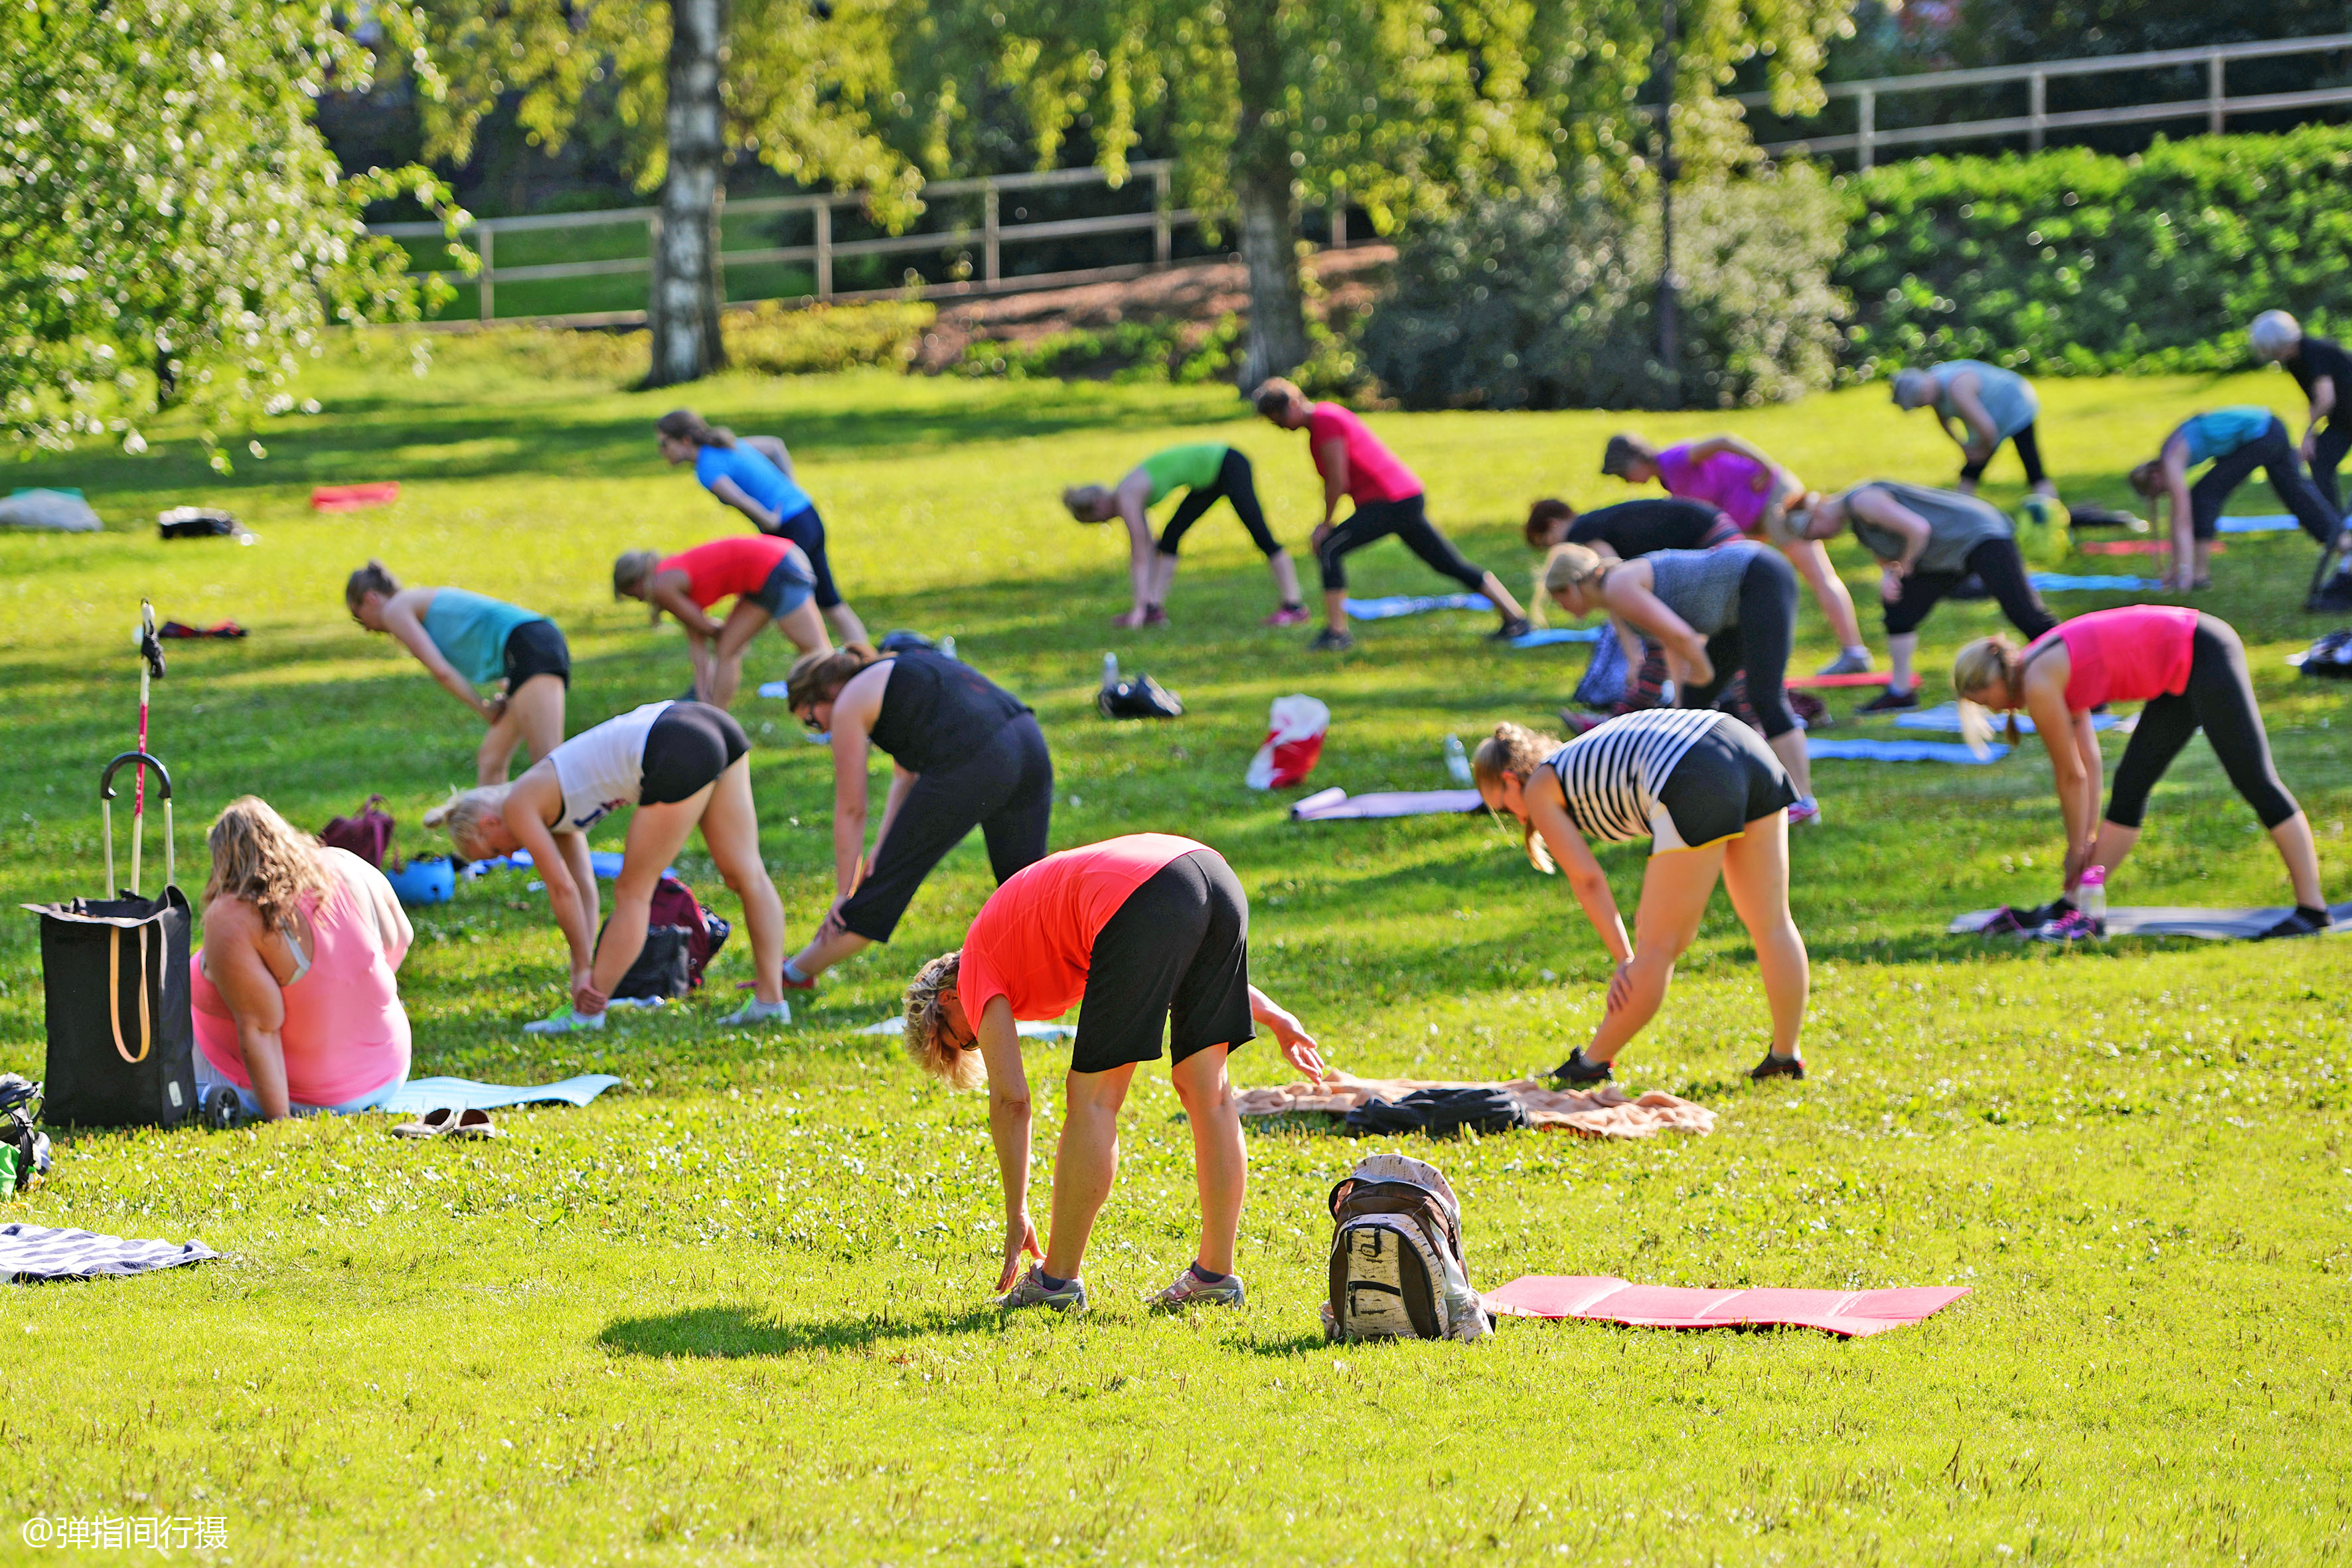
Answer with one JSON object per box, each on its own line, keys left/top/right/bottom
{"left": 836, "top": 714, "right": 1053, "bottom": 942}
{"left": 2106, "top": 617, "right": 2300, "bottom": 831}
{"left": 1157, "top": 447, "right": 1283, "bottom": 558}
{"left": 2307, "top": 418, "right": 2352, "bottom": 516}
{"left": 1883, "top": 537, "right": 2057, "bottom": 639}
{"left": 639, "top": 703, "right": 748, "bottom": 805}
{"left": 1682, "top": 552, "right": 1800, "bottom": 742}
{"left": 1960, "top": 422, "right": 2047, "bottom": 487}
{"left": 764, "top": 503, "right": 842, "bottom": 610}
{"left": 1316, "top": 493, "right": 1486, "bottom": 594}
{"left": 2189, "top": 418, "right": 2339, "bottom": 544}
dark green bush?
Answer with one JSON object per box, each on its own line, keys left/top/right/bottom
{"left": 1840, "top": 125, "right": 2352, "bottom": 376}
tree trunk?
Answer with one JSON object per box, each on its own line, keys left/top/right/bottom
{"left": 647, "top": 0, "right": 728, "bottom": 388}
{"left": 1227, "top": 0, "right": 1310, "bottom": 390}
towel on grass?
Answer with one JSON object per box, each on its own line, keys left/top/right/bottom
{"left": 1948, "top": 902, "right": 2352, "bottom": 940}
{"left": 2080, "top": 540, "right": 2223, "bottom": 556}
{"left": 1507, "top": 627, "right": 1603, "bottom": 649}
{"left": 378, "top": 1074, "right": 623, "bottom": 1114}
{"left": 1785, "top": 671, "right": 1889, "bottom": 689}
{"left": 0, "top": 1223, "right": 218, "bottom": 1284}
{"left": 856, "top": 1016, "right": 1075, "bottom": 1041}
{"left": 1235, "top": 1073, "right": 1713, "bottom": 1139}
{"left": 2029, "top": 572, "right": 2165, "bottom": 592}
{"left": 1344, "top": 593, "right": 1492, "bottom": 620}
{"left": 1291, "top": 787, "right": 1484, "bottom": 821}
{"left": 1484, "top": 1275, "right": 1968, "bottom": 1337}
{"left": 1808, "top": 737, "right": 2008, "bottom": 765}
{"left": 2217, "top": 514, "right": 2302, "bottom": 534}
{"left": 1896, "top": 703, "right": 2119, "bottom": 736}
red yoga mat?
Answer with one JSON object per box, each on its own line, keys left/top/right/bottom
{"left": 1484, "top": 1275, "right": 1969, "bottom": 1338}
{"left": 311, "top": 482, "right": 401, "bottom": 511}
{"left": 1784, "top": 671, "right": 1888, "bottom": 689}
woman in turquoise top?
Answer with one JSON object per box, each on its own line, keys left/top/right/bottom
{"left": 1061, "top": 443, "right": 1306, "bottom": 627}
{"left": 1891, "top": 360, "right": 2058, "bottom": 507}
{"left": 2130, "top": 408, "right": 2343, "bottom": 591}
{"left": 656, "top": 408, "right": 872, "bottom": 654}
{"left": 345, "top": 562, "right": 570, "bottom": 784}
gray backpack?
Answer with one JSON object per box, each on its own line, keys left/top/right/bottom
{"left": 1322, "top": 1152, "right": 1490, "bottom": 1342}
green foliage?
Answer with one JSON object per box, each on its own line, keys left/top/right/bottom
{"left": 955, "top": 316, "right": 1241, "bottom": 384}
{"left": 724, "top": 301, "right": 937, "bottom": 376}
{"left": 0, "top": 0, "right": 459, "bottom": 469}
{"left": 1365, "top": 166, "right": 1850, "bottom": 410}
{"left": 1840, "top": 127, "right": 2352, "bottom": 377}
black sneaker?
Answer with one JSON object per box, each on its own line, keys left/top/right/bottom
{"left": 1549, "top": 1049, "right": 1613, "bottom": 1086}
{"left": 1490, "top": 615, "right": 1531, "bottom": 641}
{"left": 1979, "top": 899, "right": 2065, "bottom": 937}
{"left": 1308, "top": 627, "right": 1355, "bottom": 653}
{"left": 2256, "top": 906, "right": 2331, "bottom": 941}
{"left": 1749, "top": 1052, "right": 1806, "bottom": 1081}
{"left": 1856, "top": 685, "right": 1920, "bottom": 714}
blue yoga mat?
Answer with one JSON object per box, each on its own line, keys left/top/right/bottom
{"left": 1807, "top": 737, "right": 2008, "bottom": 765}
{"left": 467, "top": 850, "right": 654, "bottom": 880}
{"left": 378, "top": 1074, "right": 624, "bottom": 1115}
{"left": 1896, "top": 702, "right": 2118, "bottom": 736}
{"left": 2216, "top": 514, "right": 2303, "bottom": 534}
{"left": 2031, "top": 572, "right": 2165, "bottom": 592}
{"left": 1344, "top": 593, "right": 1493, "bottom": 619}
{"left": 1508, "top": 627, "right": 1603, "bottom": 649}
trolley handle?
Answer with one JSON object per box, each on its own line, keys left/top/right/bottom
{"left": 98, "top": 751, "right": 175, "bottom": 895}
{"left": 99, "top": 752, "right": 173, "bottom": 803}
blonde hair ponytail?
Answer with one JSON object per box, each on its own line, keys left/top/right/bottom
{"left": 1541, "top": 543, "right": 1607, "bottom": 601}
{"left": 422, "top": 783, "right": 514, "bottom": 862}
{"left": 1470, "top": 722, "right": 1562, "bottom": 873}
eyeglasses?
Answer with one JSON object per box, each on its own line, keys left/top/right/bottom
{"left": 794, "top": 706, "right": 825, "bottom": 734}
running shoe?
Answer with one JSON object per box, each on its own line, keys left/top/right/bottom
{"left": 1263, "top": 605, "right": 1312, "bottom": 628}
{"left": 998, "top": 1265, "right": 1089, "bottom": 1314}
{"left": 1149, "top": 1267, "right": 1247, "bottom": 1310}
{"left": 2255, "top": 906, "right": 2332, "bottom": 941}
{"left": 1856, "top": 685, "right": 1919, "bottom": 714}
{"left": 779, "top": 969, "right": 819, "bottom": 992}
{"left": 1308, "top": 627, "right": 1356, "bottom": 653}
{"left": 1490, "top": 615, "right": 1532, "bottom": 642}
{"left": 522, "top": 1008, "right": 605, "bottom": 1036}
{"left": 1143, "top": 604, "right": 1170, "bottom": 626}
{"left": 1787, "top": 797, "right": 1822, "bottom": 828}
{"left": 2033, "top": 909, "right": 2104, "bottom": 943}
{"left": 1816, "top": 648, "right": 1874, "bottom": 676}
{"left": 1976, "top": 902, "right": 2063, "bottom": 938}
{"left": 1749, "top": 1052, "right": 1806, "bottom": 1081}
{"left": 1549, "top": 1048, "right": 1613, "bottom": 1086}
{"left": 716, "top": 998, "right": 792, "bottom": 1027}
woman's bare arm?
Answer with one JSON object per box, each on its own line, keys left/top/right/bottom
{"left": 1601, "top": 571, "right": 1712, "bottom": 688}
{"left": 708, "top": 473, "right": 782, "bottom": 531}
{"left": 977, "top": 996, "right": 1038, "bottom": 1289}
{"left": 382, "top": 593, "right": 495, "bottom": 720}
{"left": 204, "top": 901, "right": 294, "bottom": 1120}
{"left": 1529, "top": 775, "right": 1632, "bottom": 962}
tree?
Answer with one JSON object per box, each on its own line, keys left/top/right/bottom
{"left": 416, "top": 0, "right": 916, "bottom": 387}
{"left": 0, "top": 0, "right": 458, "bottom": 467}
{"left": 896, "top": 0, "right": 1853, "bottom": 389}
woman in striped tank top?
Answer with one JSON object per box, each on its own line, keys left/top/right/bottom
{"left": 1472, "top": 711, "right": 1810, "bottom": 1084}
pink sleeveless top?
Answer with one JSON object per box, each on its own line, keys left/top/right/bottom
{"left": 192, "top": 849, "right": 411, "bottom": 1106}
{"left": 2029, "top": 605, "right": 2198, "bottom": 712}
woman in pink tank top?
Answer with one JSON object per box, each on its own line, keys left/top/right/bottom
{"left": 189, "top": 798, "right": 413, "bottom": 1118}
{"left": 1950, "top": 607, "right": 2327, "bottom": 940}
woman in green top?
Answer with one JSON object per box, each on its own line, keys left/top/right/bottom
{"left": 1062, "top": 444, "right": 1306, "bottom": 627}
{"left": 345, "top": 562, "right": 570, "bottom": 785}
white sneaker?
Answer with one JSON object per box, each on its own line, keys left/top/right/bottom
{"left": 1149, "top": 1267, "right": 1246, "bottom": 1310}
{"left": 522, "top": 1008, "right": 605, "bottom": 1036}
{"left": 716, "top": 998, "right": 791, "bottom": 1027}
{"left": 1816, "top": 648, "right": 1874, "bottom": 676}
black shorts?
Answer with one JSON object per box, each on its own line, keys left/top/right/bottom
{"left": 747, "top": 552, "right": 818, "bottom": 617}
{"left": 1069, "top": 850, "right": 1255, "bottom": 1075}
{"left": 765, "top": 503, "right": 842, "bottom": 611}
{"left": 639, "top": 703, "right": 749, "bottom": 805}
{"left": 500, "top": 619, "right": 570, "bottom": 689}
{"left": 1651, "top": 716, "right": 1798, "bottom": 853}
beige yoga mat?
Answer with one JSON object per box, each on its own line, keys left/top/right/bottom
{"left": 1235, "top": 1072, "right": 1714, "bottom": 1139}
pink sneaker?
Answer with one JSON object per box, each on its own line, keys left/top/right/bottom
{"left": 1263, "top": 605, "right": 1311, "bottom": 627}
{"left": 1786, "top": 797, "right": 1822, "bottom": 828}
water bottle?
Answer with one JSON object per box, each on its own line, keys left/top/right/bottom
{"left": 1443, "top": 734, "right": 1472, "bottom": 785}
{"left": 939, "top": 635, "right": 958, "bottom": 662}
{"left": 2078, "top": 866, "right": 2107, "bottom": 933}
{"left": 1101, "top": 652, "right": 1120, "bottom": 692}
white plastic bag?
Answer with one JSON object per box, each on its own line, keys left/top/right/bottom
{"left": 1245, "top": 694, "right": 1331, "bottom": 790}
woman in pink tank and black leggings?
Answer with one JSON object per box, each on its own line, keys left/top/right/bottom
{"left": 1953, "top": 605, "right": 2329, "bottom": 940}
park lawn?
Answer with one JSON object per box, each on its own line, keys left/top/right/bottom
{"left": 0, "top": 340, "right": 2347, "bottom": 1563}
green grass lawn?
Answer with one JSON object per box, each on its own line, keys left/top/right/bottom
{"left": 1, "top": 343, "right": 2348, "bottom": 1563}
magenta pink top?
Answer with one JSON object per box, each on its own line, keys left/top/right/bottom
{"left": 1308, "top": 404, "right": 1421, "bottom": 503}
{"left": 192, "top": 850, "right": 411, "bottom": 1107}
{"left": 1654, "top": 443, "right": 1773, "bottom": 530}
{"left": 2030, "top": 605, "right": 2199, "bottom": 712}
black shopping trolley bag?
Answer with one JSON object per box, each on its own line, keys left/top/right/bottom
{"left": 23, "top": 752, "right": 196, "bottom": 1128}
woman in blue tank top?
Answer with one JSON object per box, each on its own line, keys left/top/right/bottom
{"left": 345, "top": 562, "right": 570, "bottom": 784}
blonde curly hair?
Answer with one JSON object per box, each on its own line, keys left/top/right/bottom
{"left": 421, "top": 783, "right": 514, "bottom": 863}
{"left": 1470, "top": 722, "right": 1563, "bottom": 874}
{"left": 901, "top": 951, "right": 984, "bottom": 1090}
{"left": 203, "top": 797, "right": 332, "bottom": 937}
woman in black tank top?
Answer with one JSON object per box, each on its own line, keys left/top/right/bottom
{"left": 778, "top": 645, "right": 1054, "bottom": 988}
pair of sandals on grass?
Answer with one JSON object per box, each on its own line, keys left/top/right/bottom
{"left": 389, "top": 1107, "right": 501, "bottom": 1140}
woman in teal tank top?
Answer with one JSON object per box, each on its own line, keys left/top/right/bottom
{"left": 1061, "top": 443, "right": 1305, "bottom": 627}
{"left": 345, "top": 561, "right": 571, "bottom": 784}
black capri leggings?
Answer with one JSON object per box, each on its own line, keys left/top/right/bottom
{"left": 1681, "top": 552, "right": 1801, "bottom": 741}
{"left": 764, "top": 503, "right": 844, "bottom": 611}
{"left": 1157, "top": 448, "right": 1283, "bottom": 558}
{"left": 1070, "top": 850, "right": 1255, "bottom": 1075}
{"left": 639, "top": 702, "right": 749, "bottom": 805}
{"left": 2106, "top": 616, "right": 2300, "bottom": 831}
{"left": 1883, "top": 536, "right": 2057, "bottom": 640}
{"left": 1960, "top": 422, "right": 2047, "bottom": 487}
{"left": 2188, "top": 417, "right": 2339, "bottom": 544}
{"left": 1315, "top": 493, "right": 1486, "bottom": 594}
{"left": 836, "top": 714, "right": 1054, "bottom": 943}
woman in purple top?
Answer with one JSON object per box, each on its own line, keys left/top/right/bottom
{"left": 1603, "top": 431, "right": 1869, "bottom": 676}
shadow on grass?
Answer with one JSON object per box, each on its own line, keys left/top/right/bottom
{"left": 598, "top": 1301, "right": 1006, "bottom": 1359}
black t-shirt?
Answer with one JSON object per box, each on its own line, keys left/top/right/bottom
{"left": 866, "top": 649, "right": 1031, "bottom": 773}
{"left": 1566, "top": 498, "right": 1728, "bottom": 559}
{"left": 2286, "top": 335, "right": 2352, "bottom": 412}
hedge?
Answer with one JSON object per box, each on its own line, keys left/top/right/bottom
{"left": 1838, "top": 125, "right": 2352, "bottom": 376}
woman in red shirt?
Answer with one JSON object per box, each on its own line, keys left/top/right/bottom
{"left": 1952, "top": 605, "right": 2328, "bottom": 939}
{"left": 900, "top": 834, "right": 1327, "bottom": 1314}
{"left": 611, "top": 536, "right": 843, "bottom": 708}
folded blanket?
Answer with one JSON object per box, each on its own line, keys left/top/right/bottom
{"left": 856, "top": 1016, "right": 1075, "bottom": 1040}
{"left": 1235, "top": 1072, "right": 1714, "bottom": 1139}
{"left": 1808, "top": 737, "right": 2007, "bottom": 765}
{"left": 2029, "top": 572, "right": 2165, "bottom": 592}
{"left": 1291, "top": 787, "right": 1484, "bottom": 821}
{"left": 1484, "top": 1275, "right": 1968, "bottom": 1337}
{"left": 2217, "top": 514, "right": 2301, "bottom": 533}
{"left": 1344, "top": 593, "right": 1493, "bottom": 619}
{"left": 1506, "top": 627, "right": 1603, "bottom": 649}
{"left": 0, "top": 1223, "right": 218, "bottom": 1284}
{"left": 1949, "top": 902, "right": 2352, "bottom": 940}
{"left": 378, "top": 1074, "right": 623, "bottom": 1114}
{"left": 1896, "top": 702, "right": 2118, "bottom": 736}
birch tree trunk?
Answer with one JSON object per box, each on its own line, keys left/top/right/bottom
{"left": 1227, "top": 0, "right": 1309, "bottom": 390}
{"left": 647, "top": 0, "right": 728, "bottom": 388}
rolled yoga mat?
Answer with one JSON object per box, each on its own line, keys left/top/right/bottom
{"left": 1342, "top": 593, "right": 1493, "bottom": 619}
{"left": 1807, "top": 737, "right": 2008, "bottom": 765}
{"left": 1949, "top": 902, "right": 2352, "bottom": 940}
{"left": 1484, "top": 1275, "right": 1969, "bottom": 1338}
{"left": 1291, "top": 787, "right": 1484, "bottom": 821}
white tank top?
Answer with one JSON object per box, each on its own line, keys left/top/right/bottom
{"left": 1543, "top": 708, "right": 1725, "bottom": 844}
{"left": 549, "top": 701, "right": 672, "bottom": 832}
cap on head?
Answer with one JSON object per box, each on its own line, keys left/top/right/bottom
{"left": 2249, "top": 309, "right": 2302, "bottom": 362}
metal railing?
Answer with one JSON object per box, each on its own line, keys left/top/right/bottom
{"left": 1738, "top": 31, "right": 2352, "bottom": 169}
{"left": 372, "top": 159, "right": 1216, "bottom": 325}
